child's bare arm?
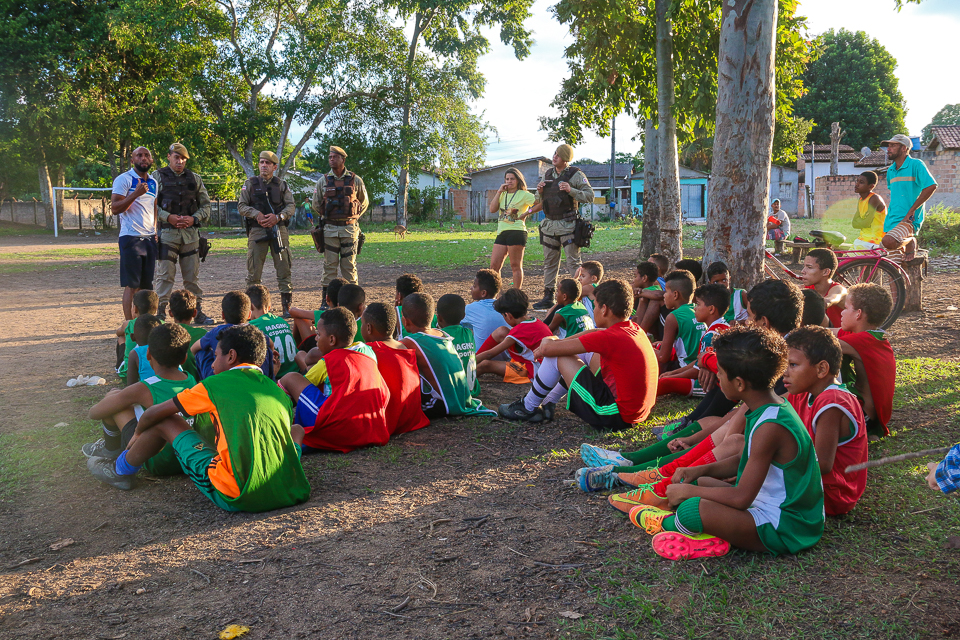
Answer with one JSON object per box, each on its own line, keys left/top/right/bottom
{"left": 127, "top": 351, "right": 140, "bottom": 386}
{"left": 116, "top": 323, "right": 127, "bottom": 338}
{"left": 837, "top": 338, "right": 862, "bottom": 363}
{"left": 657, "top": 314, "right": 679, "bottom": 365}
{"left": 402, "top": 338, "right": 441, "bottom": 390}
{"left": 660, "top": 363, "right": 696, "bottom": 379}
{"left": 476, "top": 338, "right": 513, "bottom": 363}
{"left": 534, "top": 335, "right": 586, "bottom": 360}
{"left": 824, "top": 283, "right": 847, "bottom": 307}
{"left": 548, "top": 313, "right": 564, "bottom": 333}
{"left": 812, "top": 407, "right": 845, "bottom": 475}
{"left": 640, "top": 289, "right": 664, "bottom": 300}
{"left": 303, "top": 347, "right": 323, "bottom": 368}
{"left": 135, "top": 399, "right": 182, "bottom": 435}
{"left": 289, "top": 307, "right": 314, "bottom": 320}
{"left": 190, "top": 338, "right": 203, "bottom": 354}
{"left": 88, "top": 384, "right": 153, "bottom": 420}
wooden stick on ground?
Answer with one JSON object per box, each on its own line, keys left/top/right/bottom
{"left": 844, "top": 446, "right": 953, "bottom": 474}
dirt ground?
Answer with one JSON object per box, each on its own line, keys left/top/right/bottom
{"left": 0, "top": 231, "right": 959, "bottom": 639}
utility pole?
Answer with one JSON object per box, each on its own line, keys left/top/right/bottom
{"left": 609, "top": 115, "right": 616, "bottom": 216}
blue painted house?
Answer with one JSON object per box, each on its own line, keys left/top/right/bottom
{"left": 630, "top": 166, "right": 710, "bottom": 219}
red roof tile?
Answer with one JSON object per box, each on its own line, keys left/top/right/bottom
{"left": 929, "top": 125, "right": 960, "bottom": 150}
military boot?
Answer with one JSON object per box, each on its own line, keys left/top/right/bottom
{"left": 281, "top": 292, "right": 293, "bottom": 319}
{"left": 156, "top": 301, "right": 168, "bottom": 323}
{"left": 532, "top": 288, "right": 556, "bottom": 310}
{"left": 319, "top": 286, "right": 329, "bottom": 310}
{"left": 194, "top": 301, "right": 215, "bottom": 325}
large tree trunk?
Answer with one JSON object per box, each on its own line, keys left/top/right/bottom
{"left": 656, "top": 0, "right": 682, "bottom": 265}
{"left": 37, "top": 149, "right": 54, "bottom": 230}
{"left": 702, "top": 0, "right": 778, "bottom": 289}
{"left": 639, "top": 118, "right": 661, "bottom": 259}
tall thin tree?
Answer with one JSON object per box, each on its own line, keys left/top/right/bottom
{"left": 655, "top": 0, "right": 682, "bottom": 264}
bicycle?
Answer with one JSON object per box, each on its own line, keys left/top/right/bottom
{"left": 763, "top": 236, "right": 909, "bottom": 329}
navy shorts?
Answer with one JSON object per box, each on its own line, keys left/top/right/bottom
{"left": 293, "top": 383, "right": 328, "bottom": 427}
{"left": 567, "top": 365, "right": 632, "bottom": 432}
{"left": 119, "top": 235, "right": 157, "bottom": 289}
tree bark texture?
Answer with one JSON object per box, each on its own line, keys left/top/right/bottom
{"left": 37, "top": 151, "right": 54, "bottom": 230}
{"left": 829, "top": 121, "right": 842, "bottom": 176}
{"left": 703, "top": 0, "right": 778, "bottom": 290}
{"left": 639, "top": 118, "right": 661, "bottom": 259}
{"left": 656, "top": 0, "right": 682, "bottom": 265}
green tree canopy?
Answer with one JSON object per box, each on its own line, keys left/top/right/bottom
{"left": 794, "top": 28, "right": 906, "bottom": 150}
{"left": 922, "top": 103, "right": 960, "bottom": 144}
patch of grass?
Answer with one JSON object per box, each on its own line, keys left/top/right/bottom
{"left": 0, "top": 419, "right": 100, "bottom": 497}
{"left": 894, "top": 358, "right": 960, "bottom": 416}
{"left": 0, "top": 259, "right": 114, "bottom": 275}
{"left": 412, "top": 448, "right": 447, "bottom": 465}
{"left": 0, "top": 223, "right": 53, "bottom": 237}
{"left": 370, "top": 443, "right": 403, "bottom": 465}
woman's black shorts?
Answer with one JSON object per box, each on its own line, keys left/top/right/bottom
{"left": 494, "top": 230, "right": 528, "bottom": 247}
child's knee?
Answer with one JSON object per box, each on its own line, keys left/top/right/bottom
{"left": 290, "top": 423, "right": 305, "bottom": 445}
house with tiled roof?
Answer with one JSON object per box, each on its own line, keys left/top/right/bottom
{"left": 798, "top": 144, "right": 864, "bottom": 190}
{"left": 918, "top": 126, "right": 960, "bottom": 209}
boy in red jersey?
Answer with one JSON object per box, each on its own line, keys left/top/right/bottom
{"left": 476, "top": 288, "right": 553, "bottom": 384}
{"left": 801, "top": 248, "right": 846, "bottom": 328}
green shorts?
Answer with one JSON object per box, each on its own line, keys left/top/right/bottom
{"left": 172, "top": 430, "right": 240, "bottom": 512}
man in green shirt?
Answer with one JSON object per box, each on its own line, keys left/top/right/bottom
{"left": 879, "top": 134, "right": 937, "bottom": 262}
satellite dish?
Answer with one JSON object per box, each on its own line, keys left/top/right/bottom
{"left": 860, "top": 146, "right": 872, "bottom": 157}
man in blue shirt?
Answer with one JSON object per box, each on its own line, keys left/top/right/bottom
{"left": 880, "top": 134, "right": 937, "bottom": 261}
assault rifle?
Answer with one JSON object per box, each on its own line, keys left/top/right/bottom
{"left": 255, "top": 192, "right": 286, "bottom": 259}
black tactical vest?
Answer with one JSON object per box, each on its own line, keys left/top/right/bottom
{"left": 158, "top": 167, "right": 200, "bottom": 222}
{"left": 541, "top": 166, "right": 581, "bottom": 221}
{"left": 322, "top": 172, "right": 361, "bottom": 225}
{"left": 250, "top": 176, "right": 285, "bottom": 216}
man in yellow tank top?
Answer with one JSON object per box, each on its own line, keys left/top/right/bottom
{"left": 851, "top": 171, "right": 886, "bottom": 249}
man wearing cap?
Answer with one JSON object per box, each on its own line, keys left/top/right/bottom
{"left": 311, "top": 146, "right": 369, "bottom": 305}
{"left": 239, "top": 150, "right": 297, "bottom": 316}
{"left": 111, "top": 146, "right": 158, "bottom": 320}
{"left": 880, "top": 133, "right": 937, "bottom": 262}
{"left": 527, "top": 144, "right": 594, "bottom": 310}
{"left": 765, "top": 198, "right": 790, "bottom": 242}
{"left": 152, "top": 143, "right": 214, "bottom": 324}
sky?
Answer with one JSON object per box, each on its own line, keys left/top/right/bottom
{"left": 475, "top": 0, "right": 960, "bottom": 166}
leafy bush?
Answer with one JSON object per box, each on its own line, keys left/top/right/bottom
{"left": 919, "top": 203, "right": 960, "bottom": 255}
{"left": 407, "top": 186, "right": 447, "bottom": 224}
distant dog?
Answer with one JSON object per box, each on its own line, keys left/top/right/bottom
{"left": 393, "top": 225, "right": 408, "bottom": 239}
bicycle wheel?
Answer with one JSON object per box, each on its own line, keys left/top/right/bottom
{"left": 834, "top": 258, "right": 906, "bottom": 329}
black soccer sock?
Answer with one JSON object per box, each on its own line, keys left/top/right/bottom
{"left": 115, "top": 342, "right": 124, "bottom": 369}
{"left": 102, "top": 421, "right": 121, "bottom": 451}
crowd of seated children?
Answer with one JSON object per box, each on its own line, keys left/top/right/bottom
{"left": 476, "top": 288, "right": 553, "bottom": 385}
{"left": 801, "top": 248, "right": 846, "bottom": 328}
{"left": 499, "top": 280, "right": 658, "bottom": 430}
{"left": 436, "top": 293, "right": 481, "bottom": 397}
{"left": 362, "top": 302, "right": 430, "bottom": 435}
{"left": 126, "top": 315, "right": 164, "bottom": 385}
{"left": 191, "top": 291, "right": 274, "bottom": 380}
{"left": 247, "top": 285, "right": 299, "bottom": 377}
{"left": 280, "top": 307, "right": 390, "bottom": 453}
{"left": 289, "top": 276, "right": 347, "bottom": 350}
{"left": 116, "top": 290, "right": 158, "bottom": 377}
{"left": 168, "top": 290, "right": 209, "bottom": 381}
{"left": 545, "top": 278, "right": 595, "bottom": 338}
{"left": 401, "top": 292, "right": 495, "bottom": 418}
{"left": 90, "top": 324, "right": 311, "bottom": 513}
{"left": 852, "top": 171, "right": 887, "bottom": 250}
{"left": 704, "top": 261, "right": 748, "bottom": 325}
{"left": 338, "top": 284, "right": 367, "bottom": 343}
{"left": 627, "top": 325, "right": 825, "bottom": 561}
{"left": 576, "top": 261, "right": 603, "bottom": 320}
{"left": 835, "top": 282, "right": 896, "bottom": 439}
{"left": 632, "top": 261, "right": 664, "bottom": 335}
{"left": 655, "top": 270, "right": 706, "bottom": 373}
{"left": 656, "top": 283, "right": 730, "bottom": 398}
{"left": 463, "top": 269, "right": 509, "bottom": 352}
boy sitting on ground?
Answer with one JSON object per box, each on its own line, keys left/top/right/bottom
{"left": 784, "top": 326, "right": 868, "bottom": 516}
{"left": 126, "top": 314, "right": 164, "bottom": 385}
{"left": 656, "top": 283, "right": 729, "bottom": 397}
{"left": 547, "top": 278, "right": 595, "bottom": 338}
{"left": 401, "top": 293, "right": 495, "bottom": 418}
{"left": 801, "top": 248, "right": 846, "bottom": 328}
{"left": 289, "top": 277, "right": 347, "bottom": 350}
{"left": 628, "top": 325, "right": 824, "bottom": 562}
{"left": 191, "top": 291, "right": 273, "bottom": 380}
{"left": 89, "top": 324, "right": 311, "bottom": 513}
{"left": 362, "top": 303, "right": 430, "bottom": 435}
{"left": 648, "top": 253, "right": 669, "bottom": 289}
{"left": 835, "top": 282, "right": 895, "bottom": 439}
{"left": 394, "top": 273, "right": 438, "bottom": 338}
{"left": 801, "top": 289, "right": 827, "bottom": 327}
{"left": 632, "top": 261, "right": 664, "bottom": 335}
{"left": 85, "top": 323, "right": 210, "bottom": 476}
{"left": 116, "top": 290, "right": 158, "bottom": 377}
{"left": 338, "top": 284, "right": 367, "bottom": 343}
{"left": 437, "top": 293, "right": 481, "bottom": 397}
{"left": 576, "top": 260, "right": 604, "bottom": 320}
{"left": 280, "top": 308, "right": 390, "bottom": 452}
{"left": 476, "top": 288, "right": 553, "bottom": 385}
{"left": 169, "top": 290, "right": 209, "bottom": 381}
{"left": 675, "top": 258, "right": 703, "bottom": 284}
{"left": 247, "top": 285, "right": 299, "bottom": 377}
{"left": 705, "top": 261, "right": 748, "bottom": 325}
{"left": 655, "top": 270, "right": 706, "bottom": 373}
{"left": 499, "top": 280, "right": 658, "bottom": 430}
{"left": 463, "top": 269, "right": 509, "bottom": 351}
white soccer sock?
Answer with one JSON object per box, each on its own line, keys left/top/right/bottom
{"left": 523, "top": 357, "right": 562, "bottom": 411}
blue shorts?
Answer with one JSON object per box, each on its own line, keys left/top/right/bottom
{"left": 119, "top": 235, "right": 157, "bottom": 289}
{"left": 293, "top": 383, "right": 328, "bottom": 427}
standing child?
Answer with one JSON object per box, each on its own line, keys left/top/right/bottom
{"left": 115, "top": 290, "right": 158, "bottom": 377}
{"left": 169, "top": 289, "right": 209, "bottom": 381}
{"left": 280, "top": 308, "right": 390, "bottom": 452}
{"left": 576, "top": 260, "right": 604, "bottom": 320}
{"left": 655, "top": 270, "right": 705, "bottom": 372}
{"left": 436, "top": 293, "right": 481, "bottom": 397}
{"left": 89, "top": 324, "right": 311, "bottom": 513}
{"left": 362, "top": 303, "right": 430, "bottom": 435}
{"left": 462, "top": 269, "right": 509, "bottom": 351}
{"left": 289, "top": 277, "right": 347, "bottom": 350}
{"left": 547, "top": 278, "right": 595, "bottom": 338}
{"left": 247, "top": 285, "right": 299, "bottom": 377}
{"left": 338, "top": 284, "right": 367, "bottom": 343}
{"left": 705, "top": 261, "right": 748, "bottom": 325}
{"left": 126, "top": 315, "right": 164, "bottom": 385}
{"left": 801, "top": 248, "right": 846, "bottom": 328}
{"left": 656, "top": 283, "right": 729, "bottom": 397}
{"left": 852, "top": 171, "right": 887, "bottom": 250}
{"left": 475, "top": 288, "right": 553, "bottom": 385}
{"left": 632, "top": 261, "right": 664, "bottom": 335}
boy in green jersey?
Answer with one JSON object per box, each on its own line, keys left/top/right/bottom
{"left": 169, "top": 290, "right": 208, "bottom": 381}
{"left": 247, "top": 285, "right": 298, "bottom": 377}
{"left": 85, "top": 323, "right": 211, "bottom": 476}
{"left": 338, "top": 284, "right": 367, "bottom": 343}
{"left": 436, "top": 293, "right": 481, "bottom": 397}
{"left": 89, "top": 324, "right": 310, "bottom": 512}
{"left": 630, "top": 325, "right": 824, "bottom": 561}
{"left": 115, "top": 290, "right": 158, "bottom": 377}
{"left": 547, "top": 278, "right": 595, "bottom": 338}
{"left": 655, "top": 270, "right": 705, "bottom": 372}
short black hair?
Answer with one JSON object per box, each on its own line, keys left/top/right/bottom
{"left": 222, "top": 290, "right": 251, "bottom": 325}
{"left": 674, "top": 258, "right": 703, "bottom": 283}
{"left": 327, "top": 277, "right": 349, "bottom": 306}
{"left": 800, "top": 288, "right": 827, "bottom": 327}
{"left": 338, "top": 284, "right": 365, "bottom": 315}
{"left": 245, "top": 284, "right": 270, "bottom": 311}
{"left": 860, "top": 170, "right": 878, "bottom": 186}
{"left": 402, "top": 292, "right": 435, "bottom": 329}
{"left": 318, "top": 307, "right": 356, "bottom": 344}
{"left": 580, "top": 260, "right": 604, "bottom": 282}
{"left": 396, "top": 273, "right": 424, "bottom": 298}
{"left": 706, "top": 261, "right": 729, "bottom": 280}
{"left": 713, "top": 325, "right": 788, "bottom": 391}
{"left": 475, "top": 269, "right": 502, "bottom": 298}
{"left": 133, "top": 314, "right": 163, "bottom": 345}
{"left": 148, "top": 322, "right": 191, "bottom": 368}
{"left": 747, "top": 279, "right": 802, "bottom": 335}
{"left": 635, "top": 261, "right": 660, "bottom": 284}
{"left": 664, "top": 269, "right": 696, "bottom": 302}
{"left": 493, "top": 288, "right": 529, "bottom": 319}
{"left": 694, "top": 283, "right": 730, "bottom": 316}
{"left": 133, "top": 290, "right": 159, "bottom": 315}
{"left": 169, "top": 289, "right": 197, "bottom": 322}
{"left": 847, "top": 283, "right": 893, "bottom": 326}
{"left": 807, "top": 248, "right": 839, "bottom": 277}
{"left": 594, "top": 279, "right": 633, "bottom": 318}
{"left": 558, "top": 278, "right": 582, "bottom": 302}
{"left": 786, "top": 326, "right": 842, "bottom": 376}
{"left": 436, "top": 293, "right": 466, "bottom": 326}
{"left": 217, "top": 323, "right": 266, "bottom": 365}
{"left": 362, "top": 302, "right": 396, "bottom": 338}
{"left": 648, "top": 253, "right": 669, "bottom": 276}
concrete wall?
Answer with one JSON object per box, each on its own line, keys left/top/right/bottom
{"left": 805, "top": 160, "right": 859, "bottom": 188}
{"left": 0, "top": 200, "right": 47, "bottom": 226}
{"left": 918, "top": 148, "right": 960, "bottom": 210}
{"left": 770, "top": 165, "right": 799, "bottom": 215}
{"left": 469, "top": 160, "right": 548, "bottom": 193}
{"left": 813, "top": 175, "right": 890, "bottom": 222}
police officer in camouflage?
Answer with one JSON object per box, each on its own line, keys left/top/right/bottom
{"left": 239, "top": 150, "right": 297, "bottom": 317}
{"left": 311, "top": 146, "right": 369, "bottom": 307}
{"left": 152, "top": 143, "right": 214, "bottom": 324}
{"left": 529, "top": 144, "right": 595, "bottom": 309}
